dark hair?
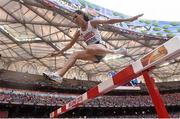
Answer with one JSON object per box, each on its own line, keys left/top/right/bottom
{"left": 74, "top": 10, "right": 90, "bottom": 22}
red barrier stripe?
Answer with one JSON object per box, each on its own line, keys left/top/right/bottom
{"left": 53, "top": 111, "right": 57, "bottom": 118}
{"left": 87, "top": 86, "right": 99, "bottom": 99}
{"left": 61, "top": 106, "right": 66, "bottom": 113}
{"left": 113, "top": 65, "right": 136, "bottom": 85}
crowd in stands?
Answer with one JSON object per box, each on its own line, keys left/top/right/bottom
{"left": 0, "top": 88, "right": 180, "bottom": 108}
{"left": 0, "top": 88, "right": 180, "bottom": 118}
{"left": 1, "top": 69, "right": 180, "bottom": 117}
{"left": 104, "top": 112, "right": 180, "bottom": 118}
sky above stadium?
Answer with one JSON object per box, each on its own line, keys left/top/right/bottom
{"left": 87, "top": 0, "right": 180, "bottom": 21}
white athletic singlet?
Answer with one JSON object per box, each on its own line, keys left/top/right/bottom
{"left": 80, "top": 21, "right": 105, "bottom": 45}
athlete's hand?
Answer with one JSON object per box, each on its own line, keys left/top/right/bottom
{"left": 129, "top": 14, "right": 144, "bottom": 22}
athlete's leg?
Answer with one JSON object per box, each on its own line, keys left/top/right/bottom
{"left": 86, "top": 44, "right": 127, "bottom": 56}
{"left": 56, "top": 50, "right": 97, "bottom": 77}
{"left": 86, "top": 44, "right": 113, "bottom": 55}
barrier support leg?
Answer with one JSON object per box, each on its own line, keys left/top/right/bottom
{"left": 142, "top": 71, "right": 169, "bottom": 118}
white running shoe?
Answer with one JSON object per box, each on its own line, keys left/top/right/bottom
{"left": 114, "top": 48, "right": 128, "bottom": 55}
{"left": 43, "top": 71, "right": 62, "bottom": 84}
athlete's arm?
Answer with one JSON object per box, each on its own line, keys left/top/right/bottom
{"left": 61, "top": 31, "right": 80, "bottom": 52}
{"left": 51, "top": 31, "right": 80, "bottom": 56}
{"left": 91, "top": 14, "right": 143, "bottom": 27}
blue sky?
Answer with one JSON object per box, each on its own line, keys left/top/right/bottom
{"left": 87, "top": 0, "right": 180, "bottom": 21}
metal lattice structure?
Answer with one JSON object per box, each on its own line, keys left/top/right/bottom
{"left": 0, "top": 0, "right": 179, "bottom": 81}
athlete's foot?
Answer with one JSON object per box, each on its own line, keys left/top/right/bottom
{"left": 114, "top": 48, "right": 128, "bottom": 55}
{"left": 43, "top": 71, "right": 62, "bottom": 83}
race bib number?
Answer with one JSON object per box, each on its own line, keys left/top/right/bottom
{"left": 83, "top": 32, "right": 95, "bottom": 41}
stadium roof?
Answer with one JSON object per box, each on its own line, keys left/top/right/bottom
{"left": 0, "top": 0, "right": 179, "bottom": 82}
